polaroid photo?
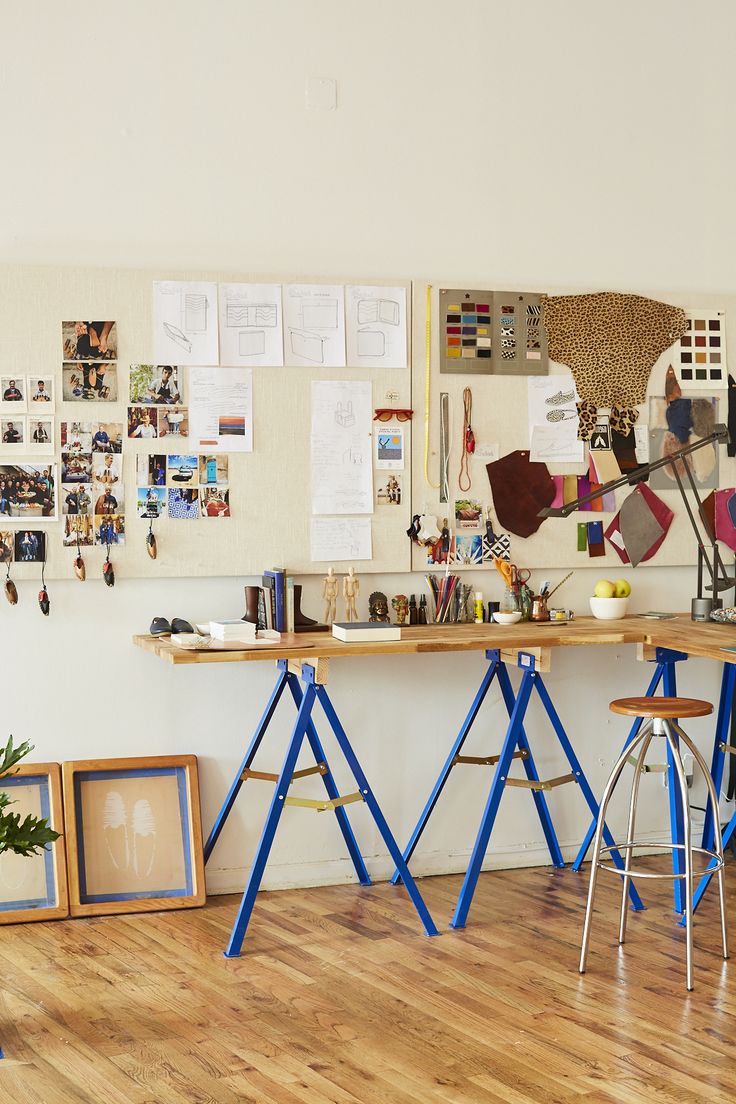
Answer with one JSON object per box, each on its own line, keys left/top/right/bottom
{"left": 62, "top": 364, "right": 118, "bottom": 402}
{"left": 137, "top": 453, "right": 167, "bottom": 488}
{"left": 376, "top": 474, "right": 402, "bottom": 506}
{"left": 129, "top": 364, "right": 183, "bottom": 406}
{"left": 61, "top": 421, "right": 93, "bottom": 454}
{"left": 454, "top": 498, "right": 483, "bottom": 529}
{"left": 27, "top": 417, "right": 54, "bottom": 454}
{"left": 158, "top": 406, "right": 189, "bottom": 439}
{"left": 28, "top": 376, "right": 55, "bottom": 411}
{"left": 166, "top": 454, "right": 198, "bottom": 487}
{"left": 62, "top": 321, "right": 117, "bottom": 362}
{"left": 128, "top": 407, "right": 159, "bottom": 440}
{"left": 137, "top": 487, "right": 167, "bottom": 519}
{"left": 92, "top": 453, "right": 122, "bottom": 486}
{"left": 95, "top": 514, "right": 125, "bottom": 546}
{"left": 61, "top": 452, "right": 92, "bottom": 483}
{"left": 0, "top": 377, "right": 27, "bottom": 414}
{"left": 0, "top": 463, "right": 58, "bottom": 524}
{"left": 0, "top": 531, "right": 13, "bottom": 563}
{"left": 454, "top": 534, "right": 484, "bottom": 565}
{"left": 94, "top": 484, "right": 124, "bottom": 517}
{"left": 198, "top": 454, "right": 228, "bottom": 486}
{"left": 90, "top": 421, "right": 123, "bottom": 453}
{"left": 0, "top": 418, "right": 26, "bottom": 449}
{"left": 201, "top": 486, "right": 230, "bottom": 517}
{"left": 62, "top": 515, "right": 94, "bottom": 547}
{"left": 168, "top": 487, "right": 199, "bottom": 519}
{"left": 14, "top": 530, "right": 46, "bottom": 562}
{"left": 62, "top": 483, "right": 93, "bottom": 516}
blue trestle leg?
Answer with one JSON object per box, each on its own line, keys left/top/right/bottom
{"left": 206, "top": 659, "right": 439, "bottom": 958}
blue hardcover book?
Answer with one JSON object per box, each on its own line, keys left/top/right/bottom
{"left": 271, "top": 568, "right": 286, "bottom": 632}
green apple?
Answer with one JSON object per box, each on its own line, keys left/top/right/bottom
{"left": 614, "top": 579, "right": 631, "bottom": 598}
{"left": 594, "top": 579, "right": 616, "bottom": 599}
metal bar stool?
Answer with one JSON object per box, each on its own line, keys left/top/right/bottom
{"left": 579, "top": 697, "right": 728, "bottom": 990}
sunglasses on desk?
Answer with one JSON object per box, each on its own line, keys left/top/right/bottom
{"left": 373, "top": 408, "right": 413, "bottom": 422}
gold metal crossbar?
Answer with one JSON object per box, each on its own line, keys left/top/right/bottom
{"left": 241, "top": 764, "right": 328, "bottom": 783}
{"left": 283, "top": 792, "right": 364, "bottom": 812}
{"left": 504, "top": 772, "right": 576, "bottom": 792}
{"left": 453, "top": 750, "right": 530, "bottom": 767}
{"left": 626, "top": 756, "right": 667, "bottom": 773}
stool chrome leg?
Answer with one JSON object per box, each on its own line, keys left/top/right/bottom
{"left": 664, "top": 722, "right": 694, "bottom": 990}
{"left": 672, "top": 721, "right": 729, "bottom": 960}
{"left": 580, "top": 721, "right": 653, "bottom": 974}
{"left": 619, "top": 728, "right": 654, "bottom": 945}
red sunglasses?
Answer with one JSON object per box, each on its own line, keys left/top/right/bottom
{"left": 373, "top": 408, "right": 413, "bottom": 422}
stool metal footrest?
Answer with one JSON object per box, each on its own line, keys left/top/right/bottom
{"left": 597, "top": 841, "right": 724, "bottom": 881}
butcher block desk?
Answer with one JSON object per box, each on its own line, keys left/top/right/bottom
{"left": 134, "top": 616, "right": 736, "bottom": 953}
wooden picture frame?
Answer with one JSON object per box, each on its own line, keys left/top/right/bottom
{"left": 0, "top": 762, "right": 69, "bottom": 924}
{"left": 62, "top": 755, "right": 206, "bottom": 917}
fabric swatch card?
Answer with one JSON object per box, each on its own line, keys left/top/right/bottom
{"left": 587, "top": 521, "right": 605, "bottom": 557}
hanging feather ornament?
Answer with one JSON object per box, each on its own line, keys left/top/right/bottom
{"left": 4, "top": 562, "right": 17, "bottom": 605}
{"left": 103, "top": 542, "right": 115, "bottom": 587}
{"left": 146, "top": 518, "right": 157, "bottom": 560}
{"left": 73, "top": 531, "right": 86, "bottom": 581}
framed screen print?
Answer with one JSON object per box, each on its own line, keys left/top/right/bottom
{"left": 439, "top": 289, "right": 548, "bottom": 375}
{"left": 0, "top": 762, "right": 69, "bottom": 924}
{"left": 62, "top": 755, "right": 206, "bottom": 918}
{"left": 671, "top": 309, "right": 728, "bottom": 391}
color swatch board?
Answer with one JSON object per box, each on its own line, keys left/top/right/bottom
{"left": 671, "top": 309, "right": 728, "bottom": 390}
{"left": 413, "top": 282, "right": 736, "bottom": 570}
{"left": 439, "top": 289, "right": 548, "bottom": 375}
{"left": 0, "top": 265, "right": 412, "bottom": 580}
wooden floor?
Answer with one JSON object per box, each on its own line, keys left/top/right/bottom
{"left": 0, "top": 863, "right": 735, "bottom": 1104}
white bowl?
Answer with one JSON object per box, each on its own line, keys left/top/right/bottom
{"left": 589, "top": 596, "right": 630, "bottom": 620}
{"left": 493, "top": 611, "right": 523, "bottom": 625}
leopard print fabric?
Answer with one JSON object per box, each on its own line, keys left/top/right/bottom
{"left": 542, "top": 292, "right": 688, "bottom": 440}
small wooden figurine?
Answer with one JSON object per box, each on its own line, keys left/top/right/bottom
{"left": 391, "top": 594, "right": 409, "bottom": 625}
{"left": 322, "top": 566, "right": 338, "bottom": 624}
{"left": 342, "top": 566, "right": 360, "bottom": 622}
{"left": 368, "top": 590, "right": 390, "bottom": 623}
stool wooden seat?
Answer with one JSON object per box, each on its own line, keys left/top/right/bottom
{"left": 610, "top": 697, "right": 713, "bottom": 720}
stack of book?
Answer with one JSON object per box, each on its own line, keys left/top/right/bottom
{"left": 209, "top": 618, "right": 257, "bottom": 644}
{"left": 332, "top": 621, "right": 401, "bottom": 642}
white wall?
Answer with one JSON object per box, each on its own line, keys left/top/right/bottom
{"left": 1, "top": 1, "right": 735, "bottom": 897}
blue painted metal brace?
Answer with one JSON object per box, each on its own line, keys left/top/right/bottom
{"left": 204, "top": 659, "right": 439, "bottom": 957}
{"left": 681, "top": 660, "right": 736, "bottom": 921}
{"left": 391, "top": 649, "right": 643, "bottom": 927}
{"left": 573, "top": 647, "right": 690, "bottom": 913}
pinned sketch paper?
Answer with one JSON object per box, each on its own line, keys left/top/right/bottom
{"left": 153, "top": 281, "right": 219, "bottom": 366}
{"left": 218, "top": 283, "right": 284, "bottom": 367}
{"left": 530, "top": 425, "right": 584, "bottom": 464}
{"left": 189, "top": 368, "right": 253, "bottom": 453}
{"left": 375, "top": 426, "right": 404, "bottom": 470}
{"left": 345, "top": 286, "right": 407, "bottom": 368}
{"left": 311, "top": 380, "right": 372, "bottom": 514}
{"left": 528, "top": 375, "right": 583, "bottom": 463}
{"left": 310, "top": 517, "right": 372, "bottom": 561}
{"left": 284, "top": 284, "right": 346, "bottom": 368}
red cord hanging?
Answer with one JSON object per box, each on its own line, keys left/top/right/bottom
{"left": 459, "top": 387, "right": 474, "bottom": 492}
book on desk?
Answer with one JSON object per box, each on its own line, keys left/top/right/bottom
{"left": 332, "top": 622, "right": 401, "bottom": 642}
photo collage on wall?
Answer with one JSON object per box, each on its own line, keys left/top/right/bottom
{"left": 128, "top": 364, "right": 188, "bottom": 441}
{"left": 137, "top": 453, "right": 230, "bottom": 520}
{"left": 60, "top": 421, "right": 125, "bottom": 547}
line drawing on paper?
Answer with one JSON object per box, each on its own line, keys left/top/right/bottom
{"left": 357, "top": 330, "right": 385, "bottom": 357}
{"left": 102, "top": 791, "right": 157, "bottom": 878}
{"left": 334, "top": 401, "right": 355, "bottom": 428}
{"left": 132, "top": 798, "right": 156, "bottom": 878}
{"left": 103, "top": 790, "right": 130, "bottom": 870}
{"left": 342, "top": 446, "right": 364, "bottom": 464}
{"left": 357, "top": 298, "right": 400, "bottom": 326}
{"left": 290, "top": 329, "right": 325, "bottom": 363}
{"left": 163, "top": 322, "right": 192, "bottom": 353}
{"left": 302, "top": 299, "right": 338, "bottom": 330}
{"left": 184, "top": 294, "right": 208, "bottom": 332}
{"left": 238, "top": 331, "right": 266, "bottom": 357}
{"left": 226, "top": 302, "right": 278, "bottom": 327}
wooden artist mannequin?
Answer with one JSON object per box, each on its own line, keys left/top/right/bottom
{"left": 322, "top": 566, "right": 338, "bottom": 625}
{"left": 343, "top": 566, "right": 360, "bottom": 622}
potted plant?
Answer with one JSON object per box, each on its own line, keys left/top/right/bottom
{"left": 0, "top": 736, "right": 59, "bottom": 856}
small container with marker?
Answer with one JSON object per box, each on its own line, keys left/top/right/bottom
{"left": 474, "top": 592, "right": 484, "bottom": 623}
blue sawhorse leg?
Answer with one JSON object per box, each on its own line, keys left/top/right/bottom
{"left": 315, "top": 679, "right": 439, "bottom": 937}
{"left": 701, "top": 663, "right": 736, "bottom": 855}
{"left": 662, "top": 657, "right": 686, "bottom": 913}
{"left": 225, "top": 682, "right": 317, "bottom": 957}
{"left": 204, "top": 666, "right": 290, "bottom": 862}
{"left": 390, "top": 650, "right": 504, "bottom": 886}
{"left": 286, "top": 674, "right": 371, "bottom": 886}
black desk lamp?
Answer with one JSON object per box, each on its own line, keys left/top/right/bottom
{"left": 537, "top": 423, "right": 733, "bottom": 621}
